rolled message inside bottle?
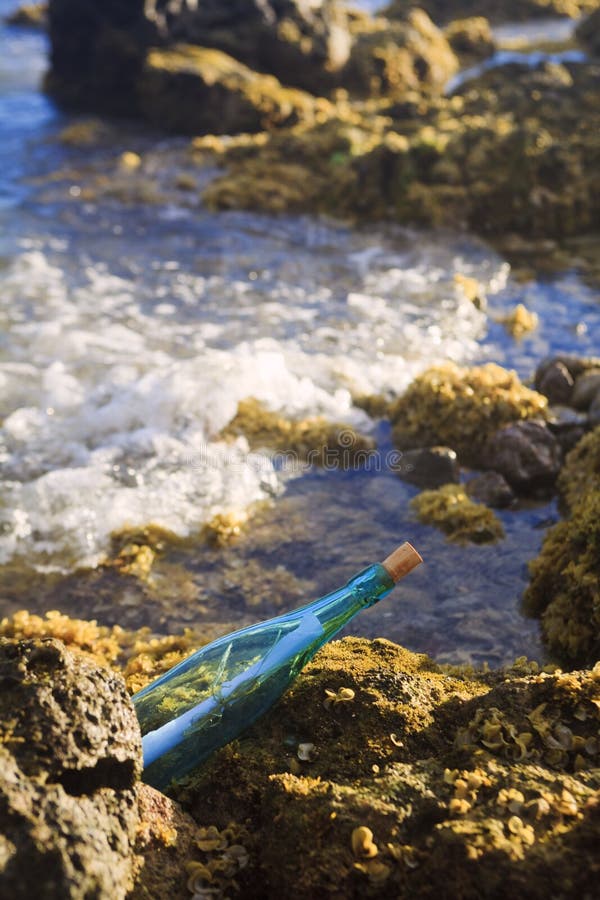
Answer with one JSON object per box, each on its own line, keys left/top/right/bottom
{"left": 381, "top": 542, "right": 423, "bottom": 583}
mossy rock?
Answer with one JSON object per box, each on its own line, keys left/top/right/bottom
{"left": 384, "top": 0, "right": 600, "bottom": 26}
{"left": 524, "top": 487, "right": 600, "bottom": 666}
{"left": 220, "top": 397, "right": 375, "bottom": 467}
{"left": 390, "top": 363, "right": 547, "bottom": 466}
{"left": 411, "top": 483, "right": 504, "bottom": 544}
{"left": 171, "top": 638, "right": 600, "bottom": 899}
{"left": 138, "top": 45, "right": 327, "bottom": 135}
{"left": 558, "top": 424, "right": 600, "bottom": 510}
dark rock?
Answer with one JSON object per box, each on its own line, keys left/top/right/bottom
{"left": 589, "top": 392, "right": 600, "bottom": 427}
{"left": 0, "top": 638, "right": 142, "bottom": 899}
{"left": 465, "top": 470, "right": 514, "bottom": 508}
{"left": 144, "top": 0, "right": 352, "bottom": 95}
{"left": 537, "top": 360, "right": 574, "bottom": 405}
{"left": 577, "top": 8, "right": 600, "bottom": 57}
{"left": 571, "top": 370, "right": 600, "bottom": 410}
{"left": 396, "top": 445, "right": 460, "bottom": 488}
{"left": 547, "top": 405, "right": 589, "bottom": 453}
{"left": 535, "top": 354, "right": 600, "bottom": 391}
{"left": 483, "top": 420, "right": 562, "bottom": 491}
{"left": 46, "top": 0, "right": 149, "bottom": 113}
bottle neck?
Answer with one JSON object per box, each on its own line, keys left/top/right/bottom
{"left": 308, "top": 563, "right": 396, "bottom": 638}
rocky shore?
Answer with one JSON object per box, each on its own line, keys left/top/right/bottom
{"left": 2, "top": 0, "right": 600, "bottom": 897}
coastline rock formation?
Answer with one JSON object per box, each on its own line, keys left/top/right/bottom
{"left": 0, "top": 638, "right": 142, "bottom": 899}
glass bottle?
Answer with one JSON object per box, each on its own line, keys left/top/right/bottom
{"left": 133, "top": 542, "right": 422, "bottom": 790}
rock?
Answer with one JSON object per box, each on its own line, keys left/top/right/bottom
{"left": 46, "top": 0, "right": 148, "bottom": 113}
{"left": 465, "top": 471, "right": 514, "bottom": 508}
{"left": 385, "top": 0, "right": 600, "bottom": 26}
{"left": 483, "top": 420, "right": 562, "bottom": 492}
{"left": 537, "top": 360, "right": 574, "bottom": 405}
{"left": 0, "top": 638, "right": 142, "bottom": 899}
{"left": 444, "top": 16, "right": 495, "bottom": 61}
{"left": 138, "top": 45, "right": 325, "bottom": 135}
{"left": 130, "top": 784, "right": 205, "bottom": 900}
{"left": 174, "top": 637, "right": 600, "bottom": 898}
{"left": 342, "top": 9, "right": 458, "bottom": 99}
{"left": 396, "top": 446, "right": 459, "bottom": 488}
{"left": 390, "top": 362, "right": 547, "bottom": 467}
{"left": 524, "top": 486, "right": 600, "bottom": 666}
{"left": 589, "top": 392, "right": 600, "bottom": 427}
{"left": 558, "top": 423, "right": 600, "bottom": 511}
{"left": 535, "top": 354, "right": 600, "bottom": 390}
{"left": 5, "top": 2, "right": 47, "bottom": 29}
{"left": 576, "top": 7, "right": 600, "bottom": 56}
{"left": 547, "top": 405, "right": 588, "bottom": 454}
{"left": 145, "top": 0, "right": 352, "bottom": 96}
{"left": 571, "top": 369, "right": 600, "bottom": 410}
{"left": 410, "top": 483, "right": 504, "bottom": 543}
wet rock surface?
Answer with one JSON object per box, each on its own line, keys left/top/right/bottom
{"left": 466, "top": 471, "right": 515, "bottom": 509}
{"left": 0, "top": 638, "right": 142, "bottom": 899}
{"left": 397, "top": 446, "right": 460, "bottom": 489}
{"left": 482, "top": 421, "right": 562, "bottom": 493}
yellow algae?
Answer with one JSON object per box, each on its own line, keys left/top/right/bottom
{"left": 220, "top": 397, "right": 374, "bottom": 468}
{"left": 411, "top": 484, "right": 504, "bottom": 544}
{"left": 498, "top": 304, "right": 539, "bottom": 338}
{"left": 390, "top": 363, "right": 547, "bottom": 464}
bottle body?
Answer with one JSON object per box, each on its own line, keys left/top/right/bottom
{"left": 134, "top": 547, "right": 421, "bottom": 791}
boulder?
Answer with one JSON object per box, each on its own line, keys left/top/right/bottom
{"left": 396, "top": 446, "right": 460, "bottom": 489}
{"left": 138, "top": 45, "right": 325, "bottom": 134}
{"left": 0, "top": 638, "right": 142, "bottom": 899}
{"left": 144, "top": 0, "right": 352, "bottom": 95}
{"left": 537, "top": 360, "right": 574, "bottom": 405}
{"left": 342, "top": 9, "right": 458, "bottom": 99}
{"left": 535, "top": 354, "right": 600, "bottom": 391}
{"left": 571, "top": 369, "right": 600, "bottom": 410}
{"left": 385, "top": 0, "right": 600, "bottom": 26}
{"left": 46, "top": 0, "right": 148, "bottom": 112}
{"left": 546, "top": 405, "right": 588, "bottom": 454}
{"left": 465, "top": 470, "right": 514, "bottom": 508}
{"left": 444, "top": 16, "right": 495, "bottom": 61}
{"left": 483, "top": 420, "right": 562, "bottom": 492}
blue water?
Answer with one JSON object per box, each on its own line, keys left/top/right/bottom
{"left": 0, "top": 0, "right": 598, "bottom": 667}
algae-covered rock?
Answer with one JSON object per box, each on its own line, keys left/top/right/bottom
{"left": 498, "top": 303, "right": 539, "bottom": 338}
{"left": 138, "top": 45, "right": 327, "bottom": 135}
{"left": 411, "top": 483, "right": 505, "bottom": 544}
{"left": 342, "top": 9, "right": 458, "bottom": 99}
{"left": 524, "top": 486, "right": 600, "bottom": 666}
{"left": 385, "top": 0, "right": 600, "bottom": 26}
{"left": 390, "top": 363, "right": 547, "bottom": 466}
{"left": 145, "top": 0, "right": 352, "bottom": 96}
{"left": 0, "top": 638, "right": 142, "bottom": 899}
{"left": 171, "top": 637, "right": 600, "bottom": 900}
{"left": 221, "top": 397, "right": 375, "bottom": 467}
{"left": 445, "top": 16, "right": 495, "bottom": 61}
{"left": 558, "top": 425, "right": 600, "bottom": 510}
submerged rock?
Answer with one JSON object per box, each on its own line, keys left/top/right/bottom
{"left": 397, "top": 446, "right": 460, "bottom": 489}
{"left": 466, "top": 471, "right": 515, "bottom": 509}
{"left": 0, "top": 638, "right": 142, "bottom": 899}
{"left": 410, "top": 483, "right": 504, "bottom": 544}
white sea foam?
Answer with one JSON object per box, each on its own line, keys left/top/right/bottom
{"left": 0, "top": 230, "right": 504, "bottom": 568}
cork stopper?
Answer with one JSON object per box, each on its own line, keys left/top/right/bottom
{"left": 381, "top": 542, "right": 423, "bottom": 583}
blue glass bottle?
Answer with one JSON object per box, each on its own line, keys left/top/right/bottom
{"left": 133, "top": 543, "right": 422, "bottom": 790}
